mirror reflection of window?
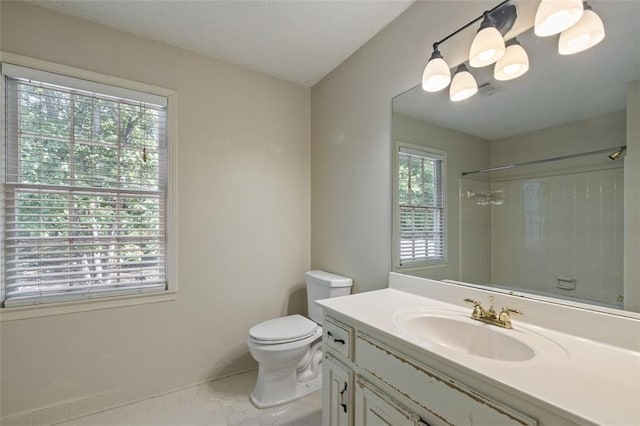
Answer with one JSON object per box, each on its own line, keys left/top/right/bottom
{"left": 395, "top": 144, "right": 446, "bottom": 268}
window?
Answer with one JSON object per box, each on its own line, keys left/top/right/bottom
{"left": 395, "top": 144, "right": 446, "bottom": 267}
{"left": 1, "top": 63, "right": 171, "bottom": 308}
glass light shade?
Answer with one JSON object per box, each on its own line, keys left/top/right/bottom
{"left": 494, "top": 43, "right": 529, "bottom": 81}
{"left": 449, "top": 66, "right": 478, "bottom": 102}
{"left": 558, "top": 8, "right": 605, "bottom": 55}
{"left": 422, "top": 55, "right": 451, "bottom": 92}
{"left": 534, "top": 0, "right": 584, "bottom": 37}
{"left": 469, "top": 26, "right": 505, "bottom": 68}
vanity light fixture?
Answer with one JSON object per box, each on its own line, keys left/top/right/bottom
{"left": 558, "top": 1, "right": 605, "bottom": 55}
{"left": 534, "top": 0, "right": 584, "bottom": 37}
{"left": 494, "top": 38, "right": 529, "bottom": 81}
{"left": 420, "top": 1, "right": 516, "bottom": 95}
{"left": 450, "top": 64, "right": 478, "bottom": 102}
{"left": 422, "top": 48, "right": 451, "bottom": 92}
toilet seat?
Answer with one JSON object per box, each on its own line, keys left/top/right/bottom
{"left": 249, "top": 314, "right": 318, "bottom": 345}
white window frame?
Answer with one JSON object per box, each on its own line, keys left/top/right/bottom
{"left": 392, "top": 141, "right": 447, "bottom": 271}
{"left": 0, "top": 52, "right": 178, "bottom": 321}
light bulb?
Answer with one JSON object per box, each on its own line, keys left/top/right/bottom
{"left": 535, "top": 0, "right": 584, "bottom": 37}
{"left": 469, "top": 22, "right": 505, "bottom": 68}
{"left": 478, "top": 49, "right": 497, "bottom": 61}
{"left": 422, "top": 48, "right": 451, "bottom": 92}
{"left": 449, "top": 64, "right": 478, "bottom": 102}
{"left": 567, "top": 34, "right": 591, "bottom": 50}
{"left": 559, "top": 5, "right": 605, "bottom": 55}
{"left": 494, "top": 39, "right": 529, "bottom": 81}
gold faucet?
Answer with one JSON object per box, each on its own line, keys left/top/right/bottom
{"left": 463, "top": 296, "right": 523, "bottom": 329}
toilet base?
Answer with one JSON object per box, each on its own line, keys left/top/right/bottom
{"left": 250, "top": 374, "right": 322, "bottom": 409}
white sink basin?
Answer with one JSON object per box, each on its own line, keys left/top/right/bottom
{"left": 394, "top": 309, "right": 567, "bottom": 363}
{"left": 401, "top": 315, "right": 535, "bottom": 361}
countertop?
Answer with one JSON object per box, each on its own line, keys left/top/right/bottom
{"left": 317, "top": 287, "right": 640, "bottom": 425}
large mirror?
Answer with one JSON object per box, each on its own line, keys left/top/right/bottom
{"left": 392, "top": 1, "right": 640, "bottom": 315}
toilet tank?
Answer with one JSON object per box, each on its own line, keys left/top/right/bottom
{"left": 305, "top": 270, "right": 352, "bottom": 324}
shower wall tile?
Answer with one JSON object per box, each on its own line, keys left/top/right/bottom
{"left": 490, "top": 168, "right": 624, "bottom": 307}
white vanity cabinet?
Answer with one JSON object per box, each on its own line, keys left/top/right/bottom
{"left": 321, "top": 313, "right": 539, "bottom": 426}
{"left": 321, "top": 314, "right": 429, "bottom": 426}
{"left": 319, "top": 275, "right": 640, "bottom": 425}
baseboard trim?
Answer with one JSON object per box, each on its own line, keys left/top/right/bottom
{"left": 0, "top": 367, "right": 258, "bottom": 426}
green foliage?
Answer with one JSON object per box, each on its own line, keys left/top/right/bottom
{"left": 398, "top": 153, "right": 438, "bottom": 207}
{"left": 18, "top": 85, "right": 161, "bottom": 189}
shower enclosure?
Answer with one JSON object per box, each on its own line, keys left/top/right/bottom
{"left": 460, "top": 147, "right": 625, "bottom": 308}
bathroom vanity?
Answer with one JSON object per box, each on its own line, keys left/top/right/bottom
{"left": 317, "top": 273, "right": 640, "bottom": 426}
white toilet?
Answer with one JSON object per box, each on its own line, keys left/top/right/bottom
{"left": 247, "top": 270, "right": 352, "bottom": 408}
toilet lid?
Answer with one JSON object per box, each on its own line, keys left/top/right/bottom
{"left": 249, "top": 314, "right": 318, "bottom": 343}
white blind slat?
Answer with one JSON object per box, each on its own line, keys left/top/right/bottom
{"left": 5, "top": 240, "right": 163, "bottom": 250}
{"left": 6, "top": 258, "right": 165, "bottom": 274}
{"left": 6, "top": 271, "right": 165, "bottom": 288}
{"left": 6, "top": 278, "right": 166, "bottom": 291}
{"left": 3, "top": 69, "right": 168, "bottom": 306}
{"left": 4, "top": 283, "right": 166, "bottom": 308}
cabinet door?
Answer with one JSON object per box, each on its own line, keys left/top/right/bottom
{"left": 355, "top": 377, "right": 426, "bottom": 426}
{"left": 322, "top": 353, "right": 353, "bottom": 426}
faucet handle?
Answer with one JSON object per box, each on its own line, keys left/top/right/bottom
{"left": 498, "top": 307, "right": 523, "bottom": 328}
{"left": 464, "top": 298, "right": 484, "bottom": 319}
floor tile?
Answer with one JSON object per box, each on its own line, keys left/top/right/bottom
{"left": 57, "top": 370, "right": 321, "bottom": 426}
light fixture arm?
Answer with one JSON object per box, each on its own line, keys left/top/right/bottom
{"left": 432, "top": 0, "right": 513, "bottom": 51}
{"left": 505, "top": 37, "right": 521, "bottom": 48}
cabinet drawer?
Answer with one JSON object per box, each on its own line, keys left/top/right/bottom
{"left": 356, "top": 333, "right": 536, "bottom": 426}
{"left": 324, "top": 316, "right": 354, "bottom": 360}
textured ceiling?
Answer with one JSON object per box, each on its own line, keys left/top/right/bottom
{"left": 28, "top": 0, "right": 414, "bottom": 87}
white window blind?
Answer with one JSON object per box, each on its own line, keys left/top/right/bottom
{"left": 2, "top": 66, "right": 168, "bottom": 307}
{"left": 398, "top": 147, "right": 445, "bottom": 265}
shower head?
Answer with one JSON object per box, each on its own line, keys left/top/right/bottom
{"left": 609, "top": 146, "right": 627, "bottom": 160}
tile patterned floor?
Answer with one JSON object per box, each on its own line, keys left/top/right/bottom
{"left": 57, "top": 370, "right": 321, "bottom": 426}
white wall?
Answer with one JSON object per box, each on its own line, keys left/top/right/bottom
{"left": 392, "top": 113, "right": 490, "bottom": 280}
{"left": 310, "top": 0, "right": 537, "bottom": 293}
{"left": 1, "top": 2, "right": 310, "bottom": 418}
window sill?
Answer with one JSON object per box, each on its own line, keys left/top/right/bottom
{"left": 0, "top": 290, "right": 176, "bottom": 322}
{"left": 396, "top": 261, "right": 449, "bottom": 273}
